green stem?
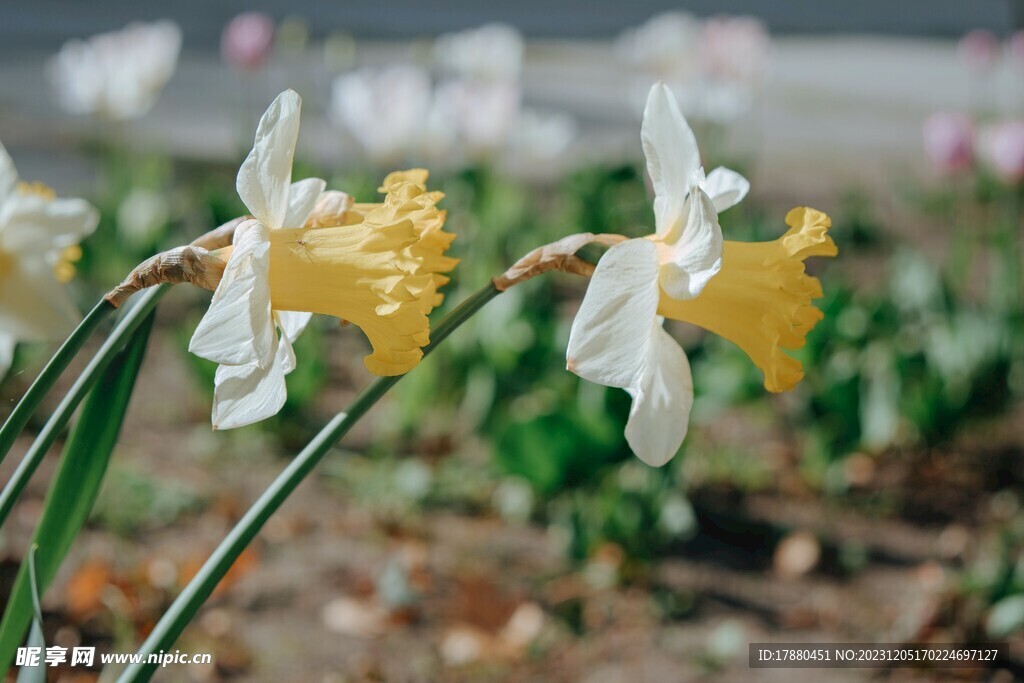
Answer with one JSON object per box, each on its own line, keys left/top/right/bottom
{"left": 0, "top": 300, "right": 115, "bottom": 466}
{"left": 0, "top": 286, "right": 169, "bottom": 528}
{"left": 118, "top": 283, "right": 501, "bottom": 683}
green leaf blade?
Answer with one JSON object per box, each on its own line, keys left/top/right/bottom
{"left": 0, "top": 312, "right": 156, "bottom": 676}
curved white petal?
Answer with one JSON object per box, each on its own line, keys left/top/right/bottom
{"left": 211, "top": 342, "right": 288, "bottom": 430}
{"left": 274, "top": 309, "right": 312, "bottom": 375}
{"left": 703, "top": 166, "right": 750, "bottom": 213}
{"left": 567, "top": 239, "right": 660, "bottom": 389}
{"left": 307, "top": 190, "right": 353, "bottom": 227}
{"left": 641, "top": 83, "right": 700, "bottom": 238}
{"left": 624, "top": 323, "right": 693, "bottom": 467}
{"left": 189, "top": 222, "right": 275, "bottom": 368}
{"left": 283, "top": 177, "right": 326, "bottom": 228}
{"left": 658, "top": 186, "right": 722, "bottom": 300}
{"left": 0, "top": 196, "right": 98, "bottom": 255}
{"left": 0, "top": 332, "right": 16, "bottom": 378}
{"left": 0, "top": 258, "right": 81, "bottom": 339}
{"left": 0, "top": 140, "right": 17, "bottom": 205}
{"left": 277, "top": 325, "right": 299, "bottom": 375}
{"left": 237, "top": 90, "right": 302, "bottom": 229}
{"left": 274, "top": 310, "right": 312, "bottom": 342}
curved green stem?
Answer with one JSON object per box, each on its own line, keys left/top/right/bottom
{"left": 0, "top": 300, "right": 115, "bottom": 466}
{"left": 0, "top": 286, "right": 169, "bottom": 528}
{"left": 118, "top": 283, "right": 500, "bottom": 683}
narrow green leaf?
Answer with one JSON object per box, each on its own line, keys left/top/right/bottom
{"left": 0, "top": 312, "right": 156, "bottom": 675}
{"left": 0, "top": 286, "right": 167, "bottom": 528}
{"left": 14, "top": 546, "right": 46, "bottom": 683}
{"left": 0, "top": 301, "right": 115, "bottom": 467}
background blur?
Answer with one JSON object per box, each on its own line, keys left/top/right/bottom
{"left": 1, "top": 1, "right": 1024, "bottom": 681}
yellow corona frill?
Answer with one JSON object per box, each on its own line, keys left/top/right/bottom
{"left": 266, "top": 170, "right": 458, "bottom": 376}
{"left": 658, "top": 207, "right": 836, "bottom": 392}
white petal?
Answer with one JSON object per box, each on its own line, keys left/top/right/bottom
{"left": 282, "top": 177, "right": 326, "bottom": 228}
{"left": 0, "top": 258, "right": 81, "bottom": 339}
{"left": 0, "top": 196, "right": 98, "bottom": 255}
{"left": 306, "top": 190, "right": 353, "bottom": 227}
{"left": 624, "top": 323, "right": 693, "bottom": 467}
{"left": 702, "top": 166, "right": 750, "bottom": 213}
{"left": 274, "top": 310, "right": 312, "bottom": 343}
{"left": 276, "top": 327, "right": 298, "bottom": 375}
{"left": 641, "top": 83, "right": 700, "bottom": 238}
{"left": 189, "top": 222, "right": 275, "bottom": 367}
{"left": 0, "top": 332, "right": 16, "bottom": 378}
{"left": 274, "top": 310, "right": 312, "bottom": 375}
{"left": 236, "top": 90, "right": 302, "bottom": 229}
{"left": 658, "top": 186, "right": 722, "bottom": 300}
{"left": 567, "top": 239, "right": 660, "bottom": 389}
{"left": 211, "top": 346, "right": 287, "bottom": 430}
{"left": 0, "top": 140, "right": 17, "bottom": 205}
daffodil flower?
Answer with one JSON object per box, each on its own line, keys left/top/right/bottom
{"left": 566, "top": 84, "right": 835, "bottom": 466}
{"left": 0, "top": 141, "right": 98, "bottom": 378}
{"left": 189, "top": 90, "right": 457, "bottom": 429}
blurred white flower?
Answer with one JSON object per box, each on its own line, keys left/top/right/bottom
{"left": 331, "top": 66, "right": 433, "bottom": 163}
{"left": 674, "top": 82, "right": 752, "bottom": 124}
{"left": 435, "top": 23, "right": 524, "bottom": 81}
{"left": 699, "top": 16, "right": 771, "bottom": 85}
{"left": 978, "top": 120, "right": 1024, "bottom": 184}
{"left": 493, "top": 477, "right": 535, "bottom": 523}
{"left": 117, "top": 188, "right": 170, "bottom": 249}
{"left": 0, "top": 141, "right": 98, "bottom": 377}
{"left": 618, "top": 13, "right": 770, "bottom": 124}
{"left": 419, "top": 93, "right": 461, "bottom": 162}
{"left": 438, "top": 79, "right": 522, "bottom": 154}
{"left": 47, "top": 20, "right": 182, "bottom": 120}
{"left": 659, "top": 493, "right": 697, "bottom": 538}
{"left": 615, "top": 11, "right": 701, "bottom": 80}
{"left": 509, "top": 108, "right": 577, "bottom": 162}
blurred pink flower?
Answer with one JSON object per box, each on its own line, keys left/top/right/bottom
{"left": 1008, "top": 31, "right": 1024, "bottom": 71}
{"left": 922, "top": 112, "right": 974, "bottom": 173}
{"left": 958, "top": 29, "right": 1000, "bottom": 73}
{"left": 221, "top": 12, "right": 275, "bottom": 71}
{"left": 699, "top": 15, "right": 771, "bottom": 84}
{"left": 979, "top": 120, "right": 1024, "bottom": 183}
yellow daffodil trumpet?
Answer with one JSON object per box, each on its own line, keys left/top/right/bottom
{"left": 658, "top": 207, "right": 836, "bottom": 393}
{"left": 248, "top": 171, "right": 457, "bottom": 376}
